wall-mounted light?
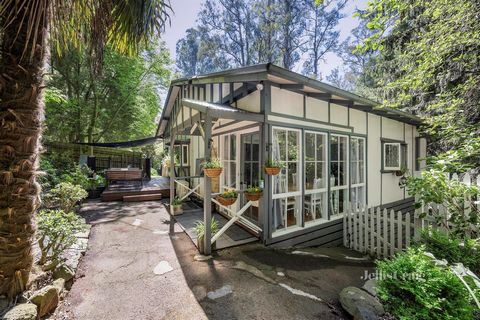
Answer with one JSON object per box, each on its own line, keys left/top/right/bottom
{"left": 256, "top": 82, "right": 264, "bottom": 91}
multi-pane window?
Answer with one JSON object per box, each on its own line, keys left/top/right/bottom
{"left": 383, "top": 142, "right": 408, "bottom": 171}
{"left": 304, "top": 132, "right": 328, "bottom": 222}
{"left": 222, "top": 134, "right": 237, "bottom": 190}
{"left": 272, "top": 127, "right": 302, "bottom": 233}
{"left": 351, "top": 137, "right": 366, "bottom": 208}
{"left": 330, "top": 135, "right": 349, "bottom": 216}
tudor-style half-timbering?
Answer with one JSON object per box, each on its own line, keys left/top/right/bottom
{"left": 157, "top": 63, "right": 426, "bottom": 251}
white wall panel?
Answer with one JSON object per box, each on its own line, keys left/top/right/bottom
{"left": 271, "top": 86, "right": 304, "bottom": 117}
{"left": 305, "top": 97, "right": 328, "bottom": 122}
{"left": 330, "top": 103, "right": 348, "bottom": 126}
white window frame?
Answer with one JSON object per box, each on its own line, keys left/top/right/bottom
{"left": 271, "top": 126, "right": 302, "bottom": 235}
{"left": 271, "top": 126, "right": 302, "bottom": 199}
{"left": 350, "top": 136, "right": 366, "bottom": 207}
{"left": 303, "top": 130, "right": 328, "bottom": 225}
{"left": 220, "top": 133, "right": 237, "bottom": 191}
{"left": 304, "top": 130, "right": 328, "bottom": 195}
{"left": 383, "top": 142, "right": 402, "bottom": 171}
{"left": 330, "top": 134, "right": 349, "bottom": 216}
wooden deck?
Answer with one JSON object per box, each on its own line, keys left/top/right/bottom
{"left": 101, "top": 177, "right": 170, "bottom": 202}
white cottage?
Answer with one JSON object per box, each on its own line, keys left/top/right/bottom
{"left": 157, "top": 64, "right": 426, "bottom": 254}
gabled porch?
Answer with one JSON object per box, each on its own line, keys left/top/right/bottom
{"left": 166, "top": 97, "right": 266, "bottom": 255}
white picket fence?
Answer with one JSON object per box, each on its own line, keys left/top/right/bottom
{"left": 344, "top": 172, "right": 479, "bottom": 257}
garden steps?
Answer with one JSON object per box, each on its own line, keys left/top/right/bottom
{"left": 123, "top": 193, "right": 163, "bottom": 202}
{"left": 100, "top": 177, "right": 170, "bottom": 202}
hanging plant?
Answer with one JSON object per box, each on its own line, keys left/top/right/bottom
{"left": 245, "top": 186, "right": 263, "bottom": 201}
{"left": 264, "top": 159, "right": 283, "bottom": 176}
{"left": 216, "top": 188, "right": 238, "bottom": 206}
{"left": 202, "top": 158, "right": 223, "bottom": 178}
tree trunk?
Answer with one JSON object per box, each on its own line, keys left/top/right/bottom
{"left": 0, "top": 1, "right": 49, "bottom": 299}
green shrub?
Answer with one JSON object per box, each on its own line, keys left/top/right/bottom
{"left": 36, "top": 209, "right": 87, "bottom": 270}
{"left": 405, "top": 168, "right": 479, "bottom": 239}
{"left": 60, "top": 165, "right": 92, "bottom": 190}
{"left": 420, "top": 230, "right": 480, "bottom": 275}
{"left": 377, "top": 247, "right": 475, "bottom": 320}
{"left": 44, "top": 182, "right": 88, "bottom": 212}
{"left": 194, "top": 218, "right": 219, "bottom": 238}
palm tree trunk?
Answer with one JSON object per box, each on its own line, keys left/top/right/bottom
{"left": 0, "top": 1, "right": 49, "bottom": 299}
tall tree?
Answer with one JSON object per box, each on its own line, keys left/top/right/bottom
{"left": 252, "top": 0, "right": 281, "bottom": 64}
{"left": 198, "top": 0, "right": 256, "bottom": 67}
{"left": 302, "top": 0, "right": 347, "bottom": 79}
{"left": 46, "top": 41, "right": 171, "bottom": 144}
{"left": 327, "top": 14, "right": 378, "bottom": 98}
{"left": 0, "top": 0, "right": 170, "bottom": 299}
{"left": 360, "top": 0, "right": 480, "bottom": 155}
{"left": 276, "top": 0, "right": 307, "bottom": 70}
{"left": 175, "top": 27, "right": 228, "bottom": 76}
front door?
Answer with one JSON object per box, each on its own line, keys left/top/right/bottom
{"left": 240, "top": 132, "right": 261, "bottom": 226}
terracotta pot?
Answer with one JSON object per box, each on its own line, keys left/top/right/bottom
{"left": 204, "top": 167, "right": 223, "bottom": 178}
{"left": 264, "top": 167, "right": 281, "bottom": 176}
{"left": 245, "top": 192, "right": 263, "bottom": 201}
{"left": 216, "top": 196, "right": 237, "bottom": 206}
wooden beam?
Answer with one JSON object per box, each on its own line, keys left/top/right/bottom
{"left": 279, "top": 83, "right": 304, "bottom": 90}
{"left": 203, "top": 111, "right": 212, "bottom": 255}
{"left": 329, "top": 99, "right": 352, "bottom": 106}
{"left": 306, "top": 92, "right": 331, "bottom": 100}
{"left": 220, "top": 82, "right": 257, "bottom": 105}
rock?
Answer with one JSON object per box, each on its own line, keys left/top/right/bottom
{"left": 3, "top": 303, "right": 37, "bottom": 320}
{"left": 53, "top": 264, "right": 75, "bottom": 282}
{"left": 53, "top": 278, "right": 65, "bottom": 293}
{"left": 339, "top": 287, "right": 384, "bottom": 319}
{"left": 362, "top": 279, "right": 378, "bottom": 297}
{"left": 30, "top": 285, "right": 59, "bottom": 317}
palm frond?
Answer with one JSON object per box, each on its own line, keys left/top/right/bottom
{"left": 0, "top": 0, "right": 171, "bottom": 63}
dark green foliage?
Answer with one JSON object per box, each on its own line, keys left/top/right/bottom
{"left": 43, "top": 182, "right": 88, "bottom": 212}
{"left": 176, "top": 0, "right": 346, "bottom": 76}
{"left": 46, "top": 41, "right": 171, "bottom": 144}
{"left": 377, "top": 247, "right": 475, "bottom": 320}
{"left": 420, "top": 230, "right": 480, "bottom": 275}
{"left": 36, "top": 209, "right": 87, "bottom": 271}
{"left": 359, "top": 0, "right": 480, "bottom": 157}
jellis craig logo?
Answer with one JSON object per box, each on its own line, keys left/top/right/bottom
{"left": 361, "top": 269, "right": 425, "bottom": 281}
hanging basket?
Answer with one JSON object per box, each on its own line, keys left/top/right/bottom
{"left": 216, "top": 196, "right": 237, "bottom": 206}
{"left": 204, "top": 168, "right": 223, "bottom": 178}
{"left": 245, "top": 192, "right": 263, "bottom": 202}
{"left": 264, "top": 167, "right": 281, "bottom": 176}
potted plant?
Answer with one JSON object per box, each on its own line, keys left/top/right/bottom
{"left": 171, "top": 196, "right": 183, "bottom": 215}
{"left": 216, "top": 188, "right": 238, "bottom": 206}
{"left": 264, "top": 159, "right": 283, "bottom": 176}
{"left": 395, "top": 164, "right": 408, "bottom": 177}
{"left": 194, "top": 218, "right": 219, "bottom": 254}
{"left": 86, "top": 174, "right": 106, "bottom": 199}
{"left": 202, "top": 158, "right": 223, "bottom": 178}
{"left": 245, "top": 186, "right": 263, "bottom": 201}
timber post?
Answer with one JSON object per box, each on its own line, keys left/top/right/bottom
{"left": 203, "top": 111, "right": 213, "bottom": 255}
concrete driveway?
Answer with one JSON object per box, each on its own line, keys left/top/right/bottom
{"left": 52, "top": 201, "right": 374, "bottom": 320}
